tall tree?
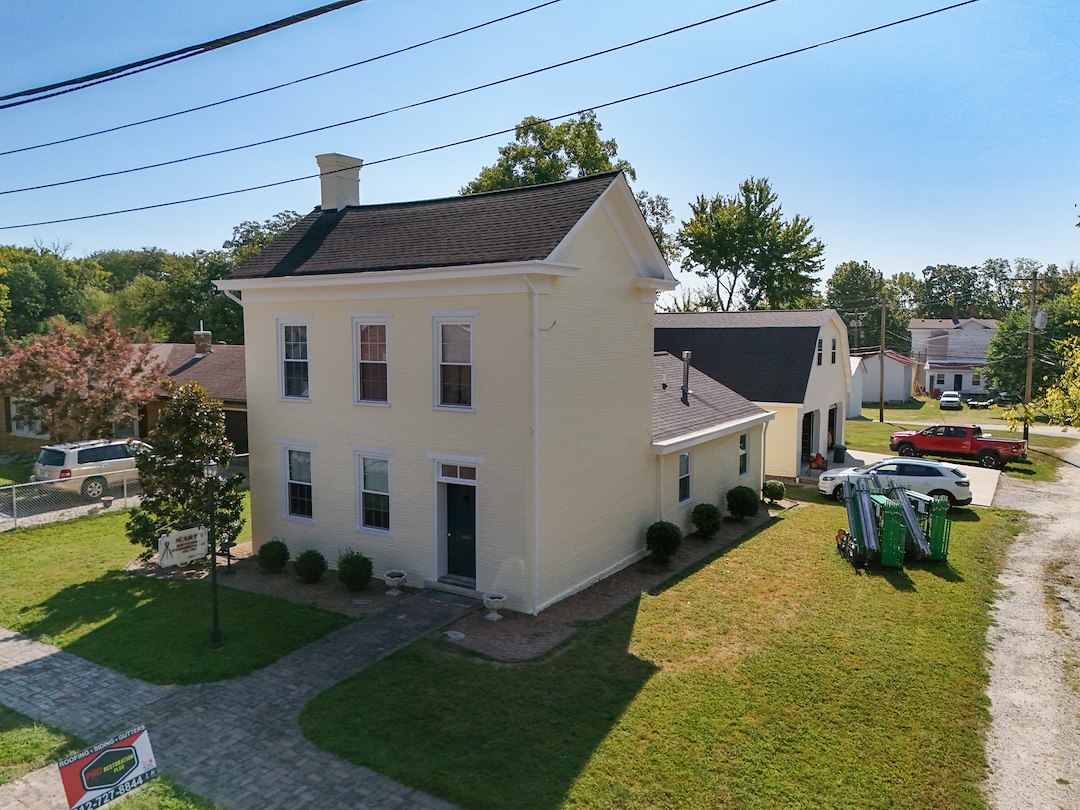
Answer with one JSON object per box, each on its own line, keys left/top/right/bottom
{"left": 0, "top": 313, "right": 164, "bottom": 442}
{"left": 460, "top": 112, "right": 675, "bottom": 260}
{"left": 0, "top": 246, "right": 109, "bottom": 337}
{"left": 917, "top": 264, "right": 981, "bottom": 318}
{"left": 825, "top": 261, "right": 908, "bottom": 352}
{"left": 126, "top": 380, "right": 246, "bottom": 553}
{"left": 678, "top": 177, "right": 824, "bottom": 311}
{"left": 983, "top": 291, "right": 1080, "bottom": 397}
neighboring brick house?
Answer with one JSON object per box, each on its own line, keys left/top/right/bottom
{"left": 908, "top": 317, "right": 998, "bottom": 395}
{"left": 654, "top": 310, "right": 851, "bottom": 478}
{"left": 215, "top": 154, "right": 771, "bottom": 614}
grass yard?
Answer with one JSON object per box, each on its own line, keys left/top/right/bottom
{"left": 0, "top": 458, "right": 32, "bottom": 486}
{"left": 859, "top": 398, "right": 1053, "bottom": 429}
{"left": 844, "top": 419, "right": 1078, "bottom": 482}
{"left": 0, "top": 511, "right": 351, "bottom": 683}
{"left": 301, "top": 502, "right": 1023, "bottom": 809}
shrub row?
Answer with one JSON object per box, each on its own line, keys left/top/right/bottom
{"left": 646, "top": 483, "right": 771, "bottom": 564}
{"left": 255, "top": 538, "right": 374, "bottom": 590}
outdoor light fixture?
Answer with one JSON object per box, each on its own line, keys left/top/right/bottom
{"left": 203, "top": 459, "right": 223, "bottom": 650}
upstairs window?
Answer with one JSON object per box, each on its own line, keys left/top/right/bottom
{"left": 678, "top": 453, "right": 691, "bottom": 502}
{"left": 355, "top": 320, "right": 389, "bottom": 403}
{"left": 437, "top": 321, "right": 473, "bottom": 408}
{"left": 816, "top": 339, "right": 823, "bottom": 366}
{"left": 831, "top": 338, "right": 837, "bottom": 364}
{"left": 280, "top": 322, "right": 310, "bottom": 399}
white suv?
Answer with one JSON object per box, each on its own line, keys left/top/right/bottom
{"left": 817, "top": 457, "right": 972, "bottom": 507}
{"left": 31, "top": 439, "right": 149, "bottom": 499}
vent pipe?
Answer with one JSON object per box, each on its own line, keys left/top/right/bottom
{"left": 681, "top": 351, "right": 691, "bottom": 406}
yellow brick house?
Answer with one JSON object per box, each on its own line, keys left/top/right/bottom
{"left": 217, "top": 154, "right": 771, "bottom": 614}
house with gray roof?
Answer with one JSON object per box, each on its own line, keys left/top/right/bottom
{"left": 215, "top": 153, "right": 769, "bottom": 614}
{"left": 654, "top": 309, "right": 851, "bottom": 478}
{"left": 908, "top": 317, "right": 998, "bottom": 395}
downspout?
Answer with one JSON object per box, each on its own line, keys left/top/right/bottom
{"left": 761, "top": 419, "right": 769, "bottom": 487}
{"left": 657, "top": 453, "right": 665, "bottom": 522}
{"left": 524, "top": 277, "right": 540, "bottom": 615}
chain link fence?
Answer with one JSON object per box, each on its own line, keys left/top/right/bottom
{"left": 0, "top": 453, "right": 249, "bottom": 533}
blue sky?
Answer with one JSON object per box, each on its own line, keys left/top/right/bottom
{"left": 0, "top": 0, "right": 1076, "bottom": 296}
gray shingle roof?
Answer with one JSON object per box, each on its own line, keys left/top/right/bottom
{"left": 908, "top": 318, "right": 998, "bottom": 330}
{"left": 148, "top": 344, "right": 246, "bottom": 403}
{"left": 228, "top": 172, "right": 622, "bottom": 280}
{"left": 654, "top": 311, "right": 838, "bottom": 403}
{"left": 652, "top": 352, "right": 767, "bottom": 443}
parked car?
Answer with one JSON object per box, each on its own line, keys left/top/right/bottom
{"left": 817, "top": 457, "right": 972, "bottom": 506}
{"left": 31, "top": 439, "right": 148, "bottom": 499}
{"left": 889, "top": 424, "right": 1027, "bottom": 469}
{"left": 938, "top": 391, "right": 963, "bottom": 410}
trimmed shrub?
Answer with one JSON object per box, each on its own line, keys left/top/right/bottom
{"left": 726, "top": 485, "right": 760, "bottom": 519}
{"left": 294, "top": 549, "right": 328, "bottom": 584}
{"left": 762, "top": 480, "right": 786, "bottom": 503}
{"left": 337, "top": 548, "right": 373, "bottom": 591}
{"left": 256, "top": 538, "right": 290, "bottom": 573}
{"left": 690, "top": 502, "right": 722, "bottom": 538}
{"left": 645, "top": 520, "right": 683, "bottom": 564}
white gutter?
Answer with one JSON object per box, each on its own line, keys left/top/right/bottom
{"left": 652, "top": 411, "right": 775, "bottom": 455}
{"left": 525, "top": 276, "right": 541, "bottom": 616}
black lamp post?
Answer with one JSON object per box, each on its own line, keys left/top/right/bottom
{"left": 204, "top": 459, "right": 223, "bottom": 650}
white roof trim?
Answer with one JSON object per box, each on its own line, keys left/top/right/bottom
{"left": 652, "top": 411, "right": 775, "bottom": 455}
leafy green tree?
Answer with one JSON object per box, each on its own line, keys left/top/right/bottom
{"left": 678, "top": 177, "right": 824, "bottom": 311}
{"left": 460, "top": 112, "right": 675, "bottom": 260}
{"left": 658, "top": 285, "right": 720, "bottom": 313}
{"left": 126, "top": 380, "right": 246, "bottom": 553}
{"left": 884, "top": 271, "right": 923, "bottom": 314}
{"left": 917, "top": 264, "right": 981, "bottom": 318}
{"left": 0, "top": 246, "right": 109, "bottom": 337}
{"left": 0, "top": 313, "right": 163, "bottom": 441}
{"left": 984, "top": 292, "right": 1080, "bottom": 397}
{"left": 825, "top": 261, "right": 908, "bottom": 352}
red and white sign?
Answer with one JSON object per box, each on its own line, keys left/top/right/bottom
{"left": 158, "top": 527, "right": 208, "bottom": 568}
{"left": 57, "top": 725, "right": 158, "bottom": 809}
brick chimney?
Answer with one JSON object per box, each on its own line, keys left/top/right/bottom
{"left": 194, "top": 323, "right": 212, "bottom": 357}
{"left": 315, "top": 153, "right": 362, "bottom": 211}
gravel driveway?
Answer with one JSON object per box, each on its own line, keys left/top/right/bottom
{"left": 985, "top": 439, "right": 1080, "bottom": 807}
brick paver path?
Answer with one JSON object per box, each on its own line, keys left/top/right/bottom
{"left": 0, "top": 589, "right": 475, "bottom": 809}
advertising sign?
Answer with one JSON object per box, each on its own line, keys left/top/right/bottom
{"left": 157, "top": 527, "right": 208, "bottom": 568}
{"left": 57, "top": 725, "right": 158, "bottom": 809}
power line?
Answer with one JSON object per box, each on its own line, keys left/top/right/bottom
{"left": 0, "top": 0, "right": 564, "bottom": 157}
{"left": 0, "top": 0, "right": 985, "bottom": 231}
{"left": 0, "top": 0, "right": 783, "bottom": 195}
{"left": 0, "top": 0, "right": 370, "bottom": 109}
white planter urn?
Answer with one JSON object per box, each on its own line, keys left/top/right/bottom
{"left": 384, "top": 570, "right": 406, "bottom": 596}
{"left": 482, "top": 593, "right": 506, "bottom": 621}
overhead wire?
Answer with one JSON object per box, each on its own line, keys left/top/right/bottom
{"left": 0, "top": 0, "right": 985, "bottom": 231}
{"left": 0, "top": 0, "right": 565, "bottom": 157}
{"left": 0, "top": 0, "right": 370, "bottom": 109}
{"left": 0, "top": 0, "right": 783, "bottom": 195}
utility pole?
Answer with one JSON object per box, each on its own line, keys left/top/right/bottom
{"left": 879, "top": 300, "right": 886, "bottom": 423}
{"left": 1023, "top": 270, "right": 1038, "bottom": 442}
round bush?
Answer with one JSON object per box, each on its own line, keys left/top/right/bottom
{"left": 337, "top": 548, "right": 373, "bottom": 591}
{"left": 256, "top": 538, "right": 290, "bottom": 573}
{"left": 294, "top": 549, "right": 328, "bottom": 584}
{"left": 762, "top": 480, "right": 786, "bottom": 503}
{"left": 690, "top": 502, "right": 722, "bottom": 538}
{"left": 726, "top": 485, "right": 760, "bottom": 519}
{"left": 645, "top": 520, "right": 683, "bottom": 563}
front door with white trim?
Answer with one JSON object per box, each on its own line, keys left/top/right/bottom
{"left": 445, "top": 483, "right": 476, "bottom": 580}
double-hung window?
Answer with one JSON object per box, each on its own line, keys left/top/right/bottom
{"left": 279, "top": 321, "right": 310, "bottom": 399}
{"left": 831, "top": 338, "right": 837, "bottom": 364}
{"left": 354, "top": 317, "right": 389, "bottom": 404}
{"left": 678, "top": 453, "right": 691, "bottom": 502}
{"left": 739, "top": 434, "right": 748, "bottom": 475}
{"left": 816, "top": 339, "right": 823, "bottom": 366}
{"left": 359, "top": 455, "right": 391, "bottom": 532}
{"left": 435, "top": 317, "right": 474, "bottom": 409}
{"left": 283, "top": 447, "right": 314, "bottom": 520}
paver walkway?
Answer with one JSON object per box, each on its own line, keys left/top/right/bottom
{"left": 0, "top": 589, "right": 476, "bottom": 809}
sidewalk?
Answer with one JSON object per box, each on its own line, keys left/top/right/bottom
{"left": 0, "top": 589, "right": 475, "bottom": 809}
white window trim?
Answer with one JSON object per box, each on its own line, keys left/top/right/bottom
{"left": 355, "top": 451, "right": 392, "bottom": 536}
{"left": 433, "top": 315, "right": 476, "bottom": 411}
{"left": 9, "top": 398, "right": 46, "bottom": 439}
{"left": 678, "top": 452, "right": 691, "bottom": 503}
{"left": 738, "top": 433, "right": 749, "bottom": 477}
{"left": 352, "top": 314, "right": 391, "bottom": 406}
{"left": 278, "top": 317, "right": 312, "bottom": 402}
{"left": 816, "top": 338, "right": 823, "bottom": 366}
{"left": 281, "top": 443, "right": 315, "bottom": 523}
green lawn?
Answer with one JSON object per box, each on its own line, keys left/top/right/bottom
{"left": 0, "top": 511, "right": 351, "bottom": 683}
{"left": 301, "top": 502, "right": 1022, "bottom": 809}
{"left": 859, "top": 397, "right": 1054, "bottom": 428}
{"left": 844, "top": 419, "right": 1077, "bottom": 482}
{"left": 0, "top": 458, "right": 32, "bottom": 486}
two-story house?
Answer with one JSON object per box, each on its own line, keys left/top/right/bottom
{"left": 216, "top": 154, "right": 772, "bottom": 614}
{"left": 908, "top": 317, "right": 998, "bottom": 395}
{"left": 654, "top": 310, "right": 851, "bottom": 478}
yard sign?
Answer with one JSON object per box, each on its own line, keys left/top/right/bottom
{"left": 57, "top": 724, "right": 158, "bottom": 809}
{"left": 158, "top": 527, "right": 208, "bottom": 567}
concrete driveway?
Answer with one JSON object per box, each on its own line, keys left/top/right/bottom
{"left": 839, "top": 449, "right": 1001, "bottom": 507}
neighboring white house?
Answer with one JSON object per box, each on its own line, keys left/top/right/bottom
{"left": 909, "top": 317, "right": 998, "bottom": 394}
{"left": 654, "top": 310, "right": 851, "bottom": 478}
{"left": 847, "top": 350, "right": 915, "bottom": 416}
{"left": 215, "top": 154, "right": 772, "bottom": 615}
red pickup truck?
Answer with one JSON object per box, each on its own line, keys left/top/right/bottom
{"left": 888, "top": 425, "right": 1027, "bottom": 469}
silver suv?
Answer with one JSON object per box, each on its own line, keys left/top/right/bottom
{"left": 31, "top": 439, "right": 148, "bottom": 499}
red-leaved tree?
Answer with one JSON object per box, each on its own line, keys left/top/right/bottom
{"left": 0, "top": 313, "right": 165, "bottom": 442}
